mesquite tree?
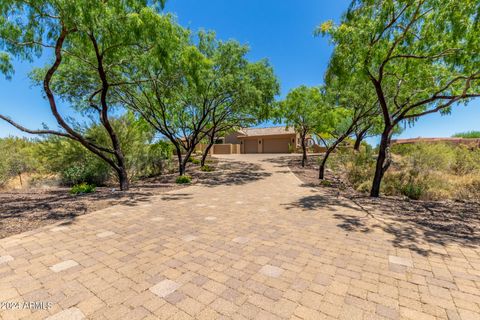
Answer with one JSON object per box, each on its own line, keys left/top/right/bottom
{"left": 116, "top": 31, "right": 278, "bottom": 174}
{"left": 321, "top": 0, "right": 480, "bottom": 197}
{"left": 197, "top": 33, "right": 279, "bottom": 166}
{"left": 317, "top": 69, "right": 380, "bottom": 179}
{"left": 0, "top": 0, "right": 166, "bottom": 190}
{"left": 115, "top": 32, "right": 214, "bottom": 176}
{"left": 278, "top": 86, "right": 323, "bottom": 167}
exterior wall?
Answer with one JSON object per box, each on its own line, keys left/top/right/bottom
{"left": 231, "top": 144, "right": 241, "bottom": 154}
{"left": 242, "top": 138, "right": 259, "bottom": 153}
{"left": 224, "top": 132, "right": 243, "bottom": 144}
{"left": 263, "top": 137, "right": 291, "bottom": 153}
{"left": 240, "top": 134, "right": 296, "bottom": 153}
{"left": 209, "top": 144, "right": 241, "bottom": 155}
{"left": 212, "top": 144, "right": 232, "bottom": 154}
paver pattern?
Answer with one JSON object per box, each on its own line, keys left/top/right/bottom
{"left": 0, "top": 154, "right": 479, "bottom": 320}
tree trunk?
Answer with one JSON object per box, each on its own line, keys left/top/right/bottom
{"left": 179, "top": 148, "right": 195, "bottom": 176}
{"left": 18, "top": 173, "right": 23, "bottom": 187}
{"left": 176, "top": 150, "right": 185, "bottom": 176}
{"left": 301, "top": 133, "right": 307, "bottom": 167}
{"left": 116, "top": 167, "right": 129, "bottom": 191}
{"left": 201, "top": 135, "right": 215, "bottom": 167}
{"left": 354, "top": 127, "right": 369, "bottom": 151}
{"left": 318, "top": 131, "right": 352, "bottom": 180}
{"left": 318, "top": 147, "right": 334, "bottom": 179}
{"left": 370, "top": 127, "right": 392, "bottom": 197}
{"left": 353, "top": 135, "right": 363, "bottom": 151}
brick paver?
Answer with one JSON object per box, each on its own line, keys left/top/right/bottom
{"left": 0, "top": 154, "right": 479, "bottom": 319}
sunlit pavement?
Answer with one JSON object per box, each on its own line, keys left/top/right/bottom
{"left": 1, "top": 154, "right": 479, "bottom": 320}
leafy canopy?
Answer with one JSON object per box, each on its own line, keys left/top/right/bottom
{"left": 319, "top": 0, "right": 480, "bottom": 124}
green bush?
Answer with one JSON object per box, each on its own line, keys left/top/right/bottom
{"left": 175, "top": 175, "right": 192, "bottom": 184}
{"left": 200, "top": 165, "right": 215, "bottom": 172}
{"left": 35, "top": 113, "right": 175, "bottom": 186}
{"left": 327, "top": 142, "right": 480, "bottom": 200}
{"left": 0, "top": 137, "right": 36, "bottom": 187}
{"left": 400, "top": 182, "right": 425, "bottom": 200}
{"left": 70, "top": 183, "right": 96, "bottom": 195}
{"left": 191, "top": 158, "right": 200, "bottom": 165}
{"left": 452, "top": 131, "right": 480, "bottom": 138}
{"left": 452, "top": 145, "right": 480, "bottom": 175}
{"left": 61, "top": 161, "right": 110, "bottom": 186}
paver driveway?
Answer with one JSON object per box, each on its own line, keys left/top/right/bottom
{"left": 1, "top": 154, "right": 479, "bottom": 320}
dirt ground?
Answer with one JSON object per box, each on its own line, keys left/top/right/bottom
{"left": 1, "top": 157, "right": 256, "bottom": 239}
{"left": 283, "top": 155, "right": 480, "bottom": 246}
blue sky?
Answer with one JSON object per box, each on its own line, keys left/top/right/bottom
{"left": 0, "top": 0, "right": 478, "bottom": 143}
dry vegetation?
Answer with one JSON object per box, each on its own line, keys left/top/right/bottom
{"left": 284, "top": 145, "right": 480, "bottom": 245}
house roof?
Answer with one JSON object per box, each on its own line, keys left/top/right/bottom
{"left": 237, "top": 126, "right": 295, "bottom": 137}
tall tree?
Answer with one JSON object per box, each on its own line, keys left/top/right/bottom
{"left": 0, "top": 0, "right": 168, "bottom": 190}
{"left": 114, "top": 39, "right": 212, "bottom": 176}
{"left": 320, "top": 0, "right": 480, "bottom": 196}
{"left": 197, "top": 32, "right": 279, "bottom": 167}
{"left": 278, "top": 86, "right": 323, "bottom": 167}
{"left": 116, "top": 31, "right": 278, "bottom": 174}
{"left": 317, "top": 69, "right": 380, "bottom": 179}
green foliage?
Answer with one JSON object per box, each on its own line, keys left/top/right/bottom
{"left": 319, "top": 0, "right": 480, "bottom": 196}
{"left": 35, "top": 113, "right": 173, "bottom": 186}
{"left": 175, "top": 175, "right": 192, "bottom": 184}
{"left": 0, "top": 0, "right": 177, "bottom": 190}
{"left": 200, "top": 165, "right": 215, "bottom": 172}
{"left": 400, "top": 183, "right": 425, "bottom": 200}
{"left": 70, "top": 183, "right": 96, "bottom": 195}
{"left": 0, "top": 137, "right": 36, "bottom": 186}
{"left": 453, "top": 131, "right": 480, "bottom": 139}
{"left": 191, "top": 158, "right": 201, "bottom": 165}
{"left": 330, "top": 148, "right": 374, "bottom": 191}
{"left": 37, "top": 137, "right": 111, "bottom": 186}
{"left": 114, "top": 29, "right": 279, "bottom": 175}
{"left": 335, "top": 142, "right": 480, "bottom": 200}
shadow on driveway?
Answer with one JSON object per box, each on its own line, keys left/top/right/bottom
{"left": 272, "top": 154, "right": 480, "bottom": 256}
{"left": 198, "top": 160, "right": 272, "bottom": 187}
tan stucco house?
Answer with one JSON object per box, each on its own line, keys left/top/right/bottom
{"left": 218, "top": 126, "right": 305, "bottom": 154}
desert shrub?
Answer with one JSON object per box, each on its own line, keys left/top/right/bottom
{"left": 176, "top": 175, "right": 192, "bottom": 184}
{"left": 392, "top": 143, "right": 456, "bottom": 172}
{"left": 385, "top": 143, "right": 479, "bottom": 200}
{"left": 0, "top": 137, "right": 37, "bottom": 187}
{"left": 70, "top": 183, "right": 96, "bottom": 195}
{"left": 452, "top": 131, "right": 480, "bottom": 138}
{"left": 400, "top": 182, "right": 425, "bottom": 200}
{"left": 200, "top": 165, "right": 214, "bottom": 172}
{"left": 331, "top": 147, "right": 375, "bottom": 190}
{"left": 191, "top": 158, "right": 201, "bottom": 165}
{"left": 330, "top": 142, "right": 480, "bottom": 200}
{"left": 36, "top": 137, "right": 111, "bottom": 186}
{"left": 128, "top": 140, "right": 174, "bottom": 178}
{"left": 61, "top": 162, "right": 110, "bottom": 186}
{"left": 85, "top": 113, "right": 174, "bottom": 180}
{"left": 35, "top": 113, "right": 174, "bottom": 186}
{"left": 452, "top": 145, "right": 480, "bottom": 175}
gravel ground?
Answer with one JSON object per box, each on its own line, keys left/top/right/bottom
{"left": 0, "top": 157, "right": 245, "bottom": 239}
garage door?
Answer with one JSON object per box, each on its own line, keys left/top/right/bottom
{"left": 263, "top": 138, "right": 290, "bottom": 153}
{"left": 244, "top": 140, "right": 258, "bottom": 153}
